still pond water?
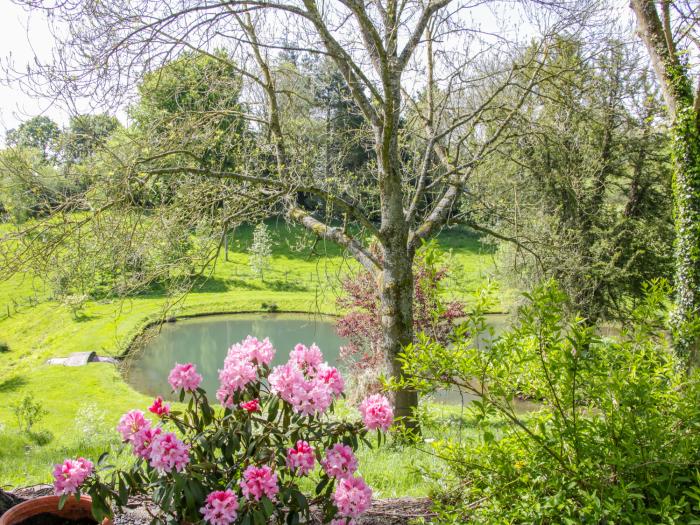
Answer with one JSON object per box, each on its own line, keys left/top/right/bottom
{"left": 124, "top": 312, "right": 517, "bottom": 406}
{"left": 125, "top": 313, "right": 347, "bottom": 400}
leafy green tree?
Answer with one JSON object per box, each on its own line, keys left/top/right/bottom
{"left": 5, "top": 116, "right": 61, "bottom": 162}
{"left": 468, "top": 38, "right": 673, "bottom": 322}
{"left": 0, "top": 51, "right": 256, "bottom": 299}
{"left": 313, "top": 60, "right": 371, "bottom": 176}
{"left": 0, "top": 147, "right": 64, "bottom": 222}
{"left": 130, "top": 49, "right": 246, "bottom": 173}
{"left": 62, "top": 113, "right": 121, "bottom": 164}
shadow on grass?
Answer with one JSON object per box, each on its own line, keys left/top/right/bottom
{"left": 136, "top": 276, "right": 235, "bottom": 298}
{"left": 0, "top": 376, "right": 27, "bottom": 393}
{"left": 222, "top": 278, "right": 263, "bottom": 291}
{"left": 73, "top": 313, "right": 99, "bottom": 323}
{"left": 264, "top": 280, "right": 310, "bottom": 292}
{"left": 191, "top": 276, "right": 232, "bottom": 293}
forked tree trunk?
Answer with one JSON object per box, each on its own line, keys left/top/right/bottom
{"left": 376, "top": 100, "right": 419, "bottom": 427}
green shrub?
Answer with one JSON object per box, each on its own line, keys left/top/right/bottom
{"left": 11, "top": 394, "right": 47, "bottom": 434}
{"left": 261, "top": 301, "right": 279, "bottom": 313}
{"left": 0, "top": 341, "right": 9, "bottom": 353}
{"left": 397, "top": 280, "right": 700, "bottom": 523}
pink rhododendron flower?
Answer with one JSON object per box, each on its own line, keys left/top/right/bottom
{"left": 333, "top": 476, "right": 372, "bottom": 518}
{"left": 294, "top": 379, "right": 333, "bottom": 416}
{"left": 239, "top": 335, "right": 276, "bottom": 366}
{"left": 216, "top": 358, "right": 258, "bottom": 407}
{"left": 117, "top": 409, "right": 150, "bottom": 443}
{"left": 52, "top": 457, "right": 93, "bottom": 496}
{"left": 269, "top": 350, "right": 342, "bottom": 416}
{"left": 131, "top": 426, "right": 161, "bottom": 459}
{"left": 149, "top": 432, "right": 190, "bottom": 473}
{"left": 240, "top": 398, "right": 260, "bottom": 413}
{"left": 317, "top": 364, "right": 345, "bottom": 396}
{"left": 359, "top": 394, "right": 394, "bottom": 431}
{"left": 225, "top": 336, "right": 275, "bottom": 367}
{"left": 168, "top": 362, "right": 203, "bottom": 392}
{"left": 321, "top": 444, "right": 358, "bottom": 479}
{"left": 286, "top": 440, "right": 315, "bottom": 476}
{"left": 269, "top": 362, "right": 305, "bottom": 398}
{"left": 148, "top": 396, "right": 170, "bottom": 417}
{"left": 290, "top": 343, "right": 323, "bottom": 370}
{"left": 240, "top": 465, "right": 279, "bottom": 501}
{"left": 269, "top": 361, "right": 326, "bottom": 415}
{"left": 200, "top": 489, "right": 239, "bottom": 525}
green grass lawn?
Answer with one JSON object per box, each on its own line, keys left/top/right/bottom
{"left": 0, "top": 221, "right": 505, "bottom": 494}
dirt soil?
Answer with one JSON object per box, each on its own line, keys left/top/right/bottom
{"left": 3, "top": 486, "right": 434, "bottom": 524}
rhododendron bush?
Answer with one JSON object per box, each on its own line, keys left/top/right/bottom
{"left": 52, "top": 336, "right": 392, "bottom": 525}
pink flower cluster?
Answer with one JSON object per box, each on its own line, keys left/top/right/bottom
{"left": 333, "top": 476, "right": 372, "bottom": 519}
{"left": 321, "top": 444, "right": 358, "bottom": 479}
{"left": 200, "top": 489, "right": 239, "bottom": 525}
{"left": 117, "top": 409, "right": 150, "bottom": 442}
{"left": 216, "top": 358, "right": 256, "bottom": 407}
{"left": 149, "top": 432, "right": 190, "bottom": 473}
{"left": 359, "top": 394, "right": 394, "bottom": 431}
{"left": 132, "top": 426, "right": 162, "bottom": 459}
{"left": 290, "top": 342, "right": 323, "bottom": 369}
{"left": 269, "top": 344, "right": 344, "bottom": 416}
{"left": 317, "top": 365, "right": 345, "bottom": 396}
{"left": 240, "top": 465, "right": 279, "bottom": 501}
{"left": 117, "top": 409, "right": 189, "bottom": 473}
{"left": 286, "top": 440, "right": 315, "bottom": 476}
{"left": 148, "top": 396, "right": 170, "bottom": 417}
{"left": 52, "top": 457, "right": 93, "bottom": 496}
{"left": 239, "top": 336, "right": 276, "bottom": 366}
{"left": 118, "top": 410, "right": 156, "bottom": 458}
{"left": 216, "top": 337, "right": 275, "bottom": 407}
{"left": 168, "top": 363, "right": 203, "bottom": 392}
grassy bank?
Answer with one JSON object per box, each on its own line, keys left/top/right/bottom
{"left": 0, "top": 222, "right": 503, "bottom": 494}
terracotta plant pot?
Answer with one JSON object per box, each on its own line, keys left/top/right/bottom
{"left": 0, "top": 495, "right": 111, "bottom": 525}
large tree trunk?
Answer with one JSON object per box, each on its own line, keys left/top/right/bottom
{"left": 376, "top": 73, "right": 420, "bottom": 427}
{"left": 380, "top": 233, "right": 418, "bottom": 427}
{"left": 669, "top": 110, "right": 700, "bottom": 358}
{"left": 630, "top": 0, "right": 700, "bottom": 357}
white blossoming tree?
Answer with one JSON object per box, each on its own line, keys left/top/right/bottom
{"left": 249, "top": 223, "right": 273, "bottom": 281}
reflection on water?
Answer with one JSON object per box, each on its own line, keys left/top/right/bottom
{"left": 124, "top": 313, "right": 346, "bottom": 401}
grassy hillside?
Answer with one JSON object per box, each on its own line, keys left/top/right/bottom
{"left": 0, "top": 221, "right": 504, "bottom": 493}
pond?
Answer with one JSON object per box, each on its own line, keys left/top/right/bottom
{"left": 124, "top": 313, "right": 345, "bottom": 401}
{"left": 125, "top": 313, "right": 345, "bottom": 399}
{"left": 123, "top": 312, "right": 529, "bottom": 408}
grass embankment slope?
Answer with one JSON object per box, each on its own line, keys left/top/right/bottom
{"left": 0, "top": 222, "right": 503, "bottom": 494}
